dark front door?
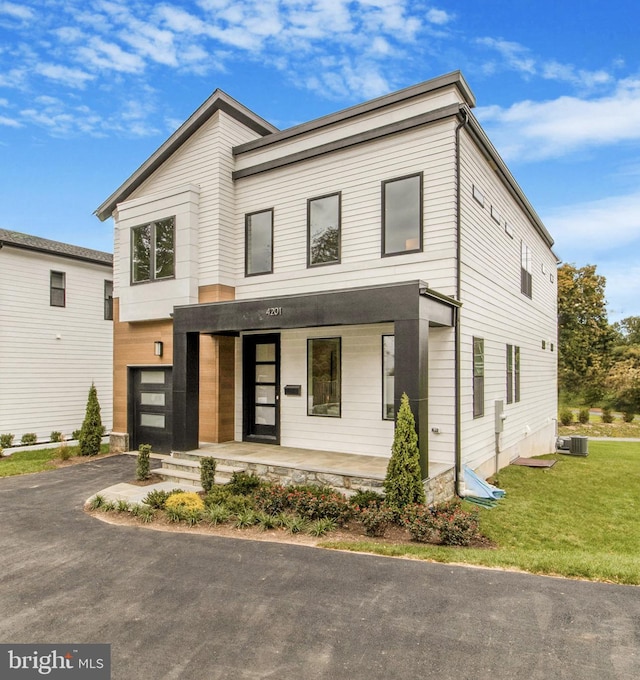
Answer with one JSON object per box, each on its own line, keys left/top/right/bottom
{"left": 130, "top": 367, "right": 173, "bottom": 454}
{"left": 243, "top": 334, "right": 280, "bottom": 443}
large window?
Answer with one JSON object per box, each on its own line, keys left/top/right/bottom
{"left": 131, "top": 217, "right": 175, "bottom": 283}
{"left": 473, "top": 337, "right": 484, "bottom": 418}
{"left": 245, "top": 209, "right": 273, "bottom": 276}
{"left": 382, "top": 335, "right": 395, "bottom": 420}
{"left": 521, "top": 241, "right": 532, "bottom": 298}
{"left": 506, "top": 344, "right": 521, "bottom": 404}
{"left": 308, "top": 193, "right": 340, "bottom": 267}
{"left": 308, "top": 338, "right": 341, "bottom": 417}
{"left": 382, "top": 173, "right": 422, "bottom": 256}
{"left": 50, "top": 271, "right": 65, "bottom": 307}
{"left": 104, "top": 280, "right": 113, "bottom": 320}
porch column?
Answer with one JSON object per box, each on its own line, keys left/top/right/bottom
{"left": 394, "top": 317, "right": 429, "bottom": 478}
{"left": 173, "top": 331, "right": 200, "bottom": 452}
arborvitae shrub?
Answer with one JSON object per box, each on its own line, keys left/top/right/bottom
{"left": 623, "top": 411, "right": 635, "bottom": 423}
{"left": 383, "top": 393, "right": 426, "bottom": 512}
{"left": 79, "top": 383, "right": 103, "bottom": 456}
{"left": 559, "top": 408, "right": 574, "bottom": 426}
{"left": 601, "top": 407, "right": 614, "bottom": 424}
{"left": 136, "top": 444, "right": 151, "bottom": 481}
{"left": 200, "top": 457, "right": 217, "bottom": 493}
{"left": 578, "top": 408, "right": 590, "bottom": 425}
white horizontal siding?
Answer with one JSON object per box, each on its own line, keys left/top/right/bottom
{"left": 428, "top": 326, "right": 456, "bottom": 465}
{"left": 0, "top": 248, "right": 113, "bottom": 441}
{"left": 458, "top": 130, "right": 557, "bottom": 471}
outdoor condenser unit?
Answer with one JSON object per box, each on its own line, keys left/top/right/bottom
{"left": 569, "top": 436, "right": 589, "bottom": 456}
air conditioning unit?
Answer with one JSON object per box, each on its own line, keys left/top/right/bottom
{"left": 556, "top": 436, "right": 571, "bottom": 451}
{"left": 569, "top": 436, "right": 589, "bottom": 456}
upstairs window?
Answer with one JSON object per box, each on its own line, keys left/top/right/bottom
{"left": 131, "top": 217, "right": 175, "bottom": 283}
{"left": 382, "top": 173, "right": 422, "bottom": 256}
{"left": 245, "top": 209, "right": 273, "bottom": 276}
{"left": 308, "top": 193, "right": 340, "bottom": 267}
{"left": 50, "top": 271, "right": 65, "bottom": 307}
{"left": 104, "top": 280, "right": 113, "bottom": 320}
{"left": 521, "top": 241, "right": 532, "bottom": 298}
{"left": 473, "top": 337, "right": 484, "bottom": 418}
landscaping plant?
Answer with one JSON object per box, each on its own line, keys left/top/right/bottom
{"left": 0, "top": 434, "right": 14, "bottom": 449}
{"left": 601, "top": 407, "right": 614, "bottom": 423}
{"left": 200, "top": 456, "right": 216, "bottom": 493}
{"left": 50, "top": 431, "right": 63, "bottom": 443}
{"left": 383, "top": 392, "right": 425, "bottom": 511}
{"left": 559, "top": 408, "right": 574, "bottom": 426}
{"left": 578, "top": 408, "right": 590, "bottom": 425}
{"left": 136, "top": 444, "right": 152, "bottom": 481}
{"left": 21, "top": 433, "right": 37, "bottom": 445}
{"left": 78, "top": 383, "right": 103, "bottom": 456}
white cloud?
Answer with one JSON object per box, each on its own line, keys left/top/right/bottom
{"left": 35, "top": 63, "right": 95, "bottom": 88}
{"left": 426, "top": 8, "right": 454, "bottom": 25}
{"left": 77, "top": 37, "right": 145, "bottom": 73}
{"left": 0, "top": 2, "right": 34, "bottom": 21}
{"left": 476, "top": 79, "right": 640, "bottom": 161}
{"left": 0, "top": 115, "right": 21, "bottom": 127}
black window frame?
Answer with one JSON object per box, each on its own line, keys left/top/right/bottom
{"left": 130, "top": 216, "right": 176, "bottom": 285}
{"left": 307, "top": 337, "right": 342, "bottom": 418}
{"left": 381, "top": 172, "right": 423, "bottom": 257}
{"left": 506, "top": 344, "right": 514, "bottom": 405}
{"left": 473, "top": 337, "right": 484, "bottom": 418}
{"left": 521, "top": 241, "right": 533, "bottom": 298}
{"left": 307, "top": 192, "right": 341, "bottom": 268}
{"left": 382, "top": 334, "right": 395, "bottom": 420}
{"left": 245, "top": 208, "right": 274, "bottom": 277}
{"left": 104, "top": 280, "right": 113, "bottom": 321}
{"left": 50, "top": 270, "right": 66, "bottom": 307}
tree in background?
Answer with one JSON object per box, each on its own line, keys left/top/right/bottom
{"left": 613, "top": 316, "right": 640, "bottom": 346}
{"left": 79, "top": 383, "right": 103, "bottom": 456}
{"left": 557, "top": 263, "right": 615, "bottom": 402}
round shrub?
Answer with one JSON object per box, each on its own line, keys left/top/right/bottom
{"left": 577, "top": 408, "right": 590, "bottom": 425}
{"left": 164, "top": 491, "right": 205, "bottom": 513}
{"left": 559, "top": 408, "right": 573, "bottom": 426}
{"left": 358, "top": 504, "right": 395, "bottom": 537}
{"left": 601, "top": 407, "right": 614, "bottom": 423}
{"left": 623, "top": 411, "right": 635, "bottom": 423}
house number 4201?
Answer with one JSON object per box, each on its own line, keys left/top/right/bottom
{"left": 266, "top": 307, "right": 282, "bottom": 316}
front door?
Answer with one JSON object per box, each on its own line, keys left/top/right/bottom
{"left": 243, "top": 334, "right": 280, "bottom": 443}
{"left": 130, "top": 367, "right": 173, "bottom": 454}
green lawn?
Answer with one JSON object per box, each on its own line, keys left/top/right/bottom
{"left": 323, "top": 441, "right": 640, "bottom": 585}
{"left": 0, "top": 444, "right": 109, "bottom": 478}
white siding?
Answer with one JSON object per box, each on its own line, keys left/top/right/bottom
{"left": 234, "top": 325, "right": 396, "bottom": 457}
{"left": 0, "top": 248, "right": 113, "bottom": 442}
{"left": 234, "top": 120, "right": 458, "bottom": 298}
{"left": 428, "top": 326, "right": 456, "bottom": 465}
{"left": 458, "top": 130, "right": 557, "bottom": 472}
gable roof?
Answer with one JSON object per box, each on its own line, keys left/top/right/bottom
{"left": 94, "top": 90, "right": 278, "bottom": 222}
{"left": 0, "top": 229, "right": 113, "bottom": 267}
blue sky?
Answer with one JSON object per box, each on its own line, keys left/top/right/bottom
{"left": 1, "top": 0, "right": 638, "bottom": 320}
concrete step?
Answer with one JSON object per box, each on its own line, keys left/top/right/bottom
{"left": 161, "top": 458, "right": 244, "bottom": 476}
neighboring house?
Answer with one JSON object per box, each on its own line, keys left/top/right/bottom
{"left": 0, "top": 229, "right": 113, "bottom": 444}
{"left": 95, "top": 70, "right": 557, "bottom": 492}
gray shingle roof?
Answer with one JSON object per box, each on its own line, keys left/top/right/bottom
{"left": 0, "top": 229, "right": 112, "bottom": 266}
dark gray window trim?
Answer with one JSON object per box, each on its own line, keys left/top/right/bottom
{"left": 233, "top": 103, "right": 461, "bottom": 180}
{"left": 50, "top": 270, "right": 65, "bottom": 307}
{"left": 381, "top": 172, "right": 423, "bottom": 258}
{"left": 473, "top": 337, "right": 484, "bottom": 418}
{"left": 130, "top": 216, "right": 176, "bottom": 286}
{"left": 382, "top": 334, "right": 395, "bottom": 421}
{"left": 506, "top": 344, "right": 513, "bottom": 405}
{"left": 307, "top": 337, "right": 342, "bottom": 418}
{"left": 245, "top": 208, "right": 274, "bottom": 277}
{"left": 515, "top": 346, "right": 521, "bottom": 403}
{"left": 307, "top": 192, "right": 341, "bottom": 268}
{"left": 104, "top": 280, "right": 114, "bottom": 320}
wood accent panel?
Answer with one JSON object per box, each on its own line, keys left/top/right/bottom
{"left": 198, "top": 283, "right": 235, "bottom": 304}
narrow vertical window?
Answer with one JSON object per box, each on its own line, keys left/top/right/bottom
{"left": 506, "top": 344, "right": 513, "bottom": 404}
{"left": 308, "top": 193, "right": 340, "bottom": 266}
{"left": 50, "top": 271, "right": 65, "bottom": 307}
{"left": 515, "top": 346, "right": 521, "bottom": 403}
{"left": 382, "top": 173, "right": 422, "bottom": 256}
{"left": 382, "top": 335, "right": 395, "bottom": 420}
{"left": 521, "top": 241, "right": 532, "bottom": 298}
{"left": 473, "top": 337, "right": 484, "bottom": 418}
{"left": 246, "top": 209, "right": 273, "bottom": 276}
{"left": 104, "top": 280, "right": 113, "bottom": 320}
{"left": 308, "top": 338, "right": 341, "bottom": 417}
{"left": 131, "top": 217, "right": 175, "bottom": 283}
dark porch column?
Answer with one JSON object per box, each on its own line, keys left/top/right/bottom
{"left": 172, "top": 331, "right": 200, "bottom": 452}
{"left": 394, "top": 317, "right": 429, "bottom": 479}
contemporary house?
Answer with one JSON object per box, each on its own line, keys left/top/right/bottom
{"left": 96, "top": 71, "right": 557, "bottom": 497}
{"left": 0, "top": 230, "right": 113, "bottom": 444}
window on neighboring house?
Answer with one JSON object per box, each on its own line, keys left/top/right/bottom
{"left": 506, "top": 344, "right": 521, "bottom": 404}
{"left": 308, "top": 338, "right": 341, "bottom": 417}
{"left": 473, "top": 337, "right": 484, "bottom": 418}
{"left": 50, "top": 271, "right": 65, "bottom": 307}
{"left": 104, "top": 280, "right": 113, "bottom": 320}
{"left": 382, "top": 335, "right": 395, "bottom": 420}
{"left": 131, "top": 217, "right": 175, "bottom": 283}
{"left": 521, "top": 241, "right": 532, "bottom": 298}
{"left": 245, "top": 209, "right": 273, "bottom": 276}
{"left": 382, "top": 173, "right": 422, "bottom": 256}
{"left": 308, "top": 193, "right": 340, "bottom": 267}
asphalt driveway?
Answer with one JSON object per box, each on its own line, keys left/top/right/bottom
{"left": 1, "top": 455, "right": 638, "bottom": 680}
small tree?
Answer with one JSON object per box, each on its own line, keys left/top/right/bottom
{"left": 384, "top": 393, "right": 426, "bottom": 511}
{"left": 137, "top": 444, "right": 151, "bottom": 481}
{"left": 79, "top": 383, "right": 103, "bottom": 456}
{"left": 200, "top": 457, "right": 216, "bottom": 493}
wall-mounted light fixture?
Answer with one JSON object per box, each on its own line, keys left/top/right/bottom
{"left": 154, "top": 341, "right": 163, "bottom": 357}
